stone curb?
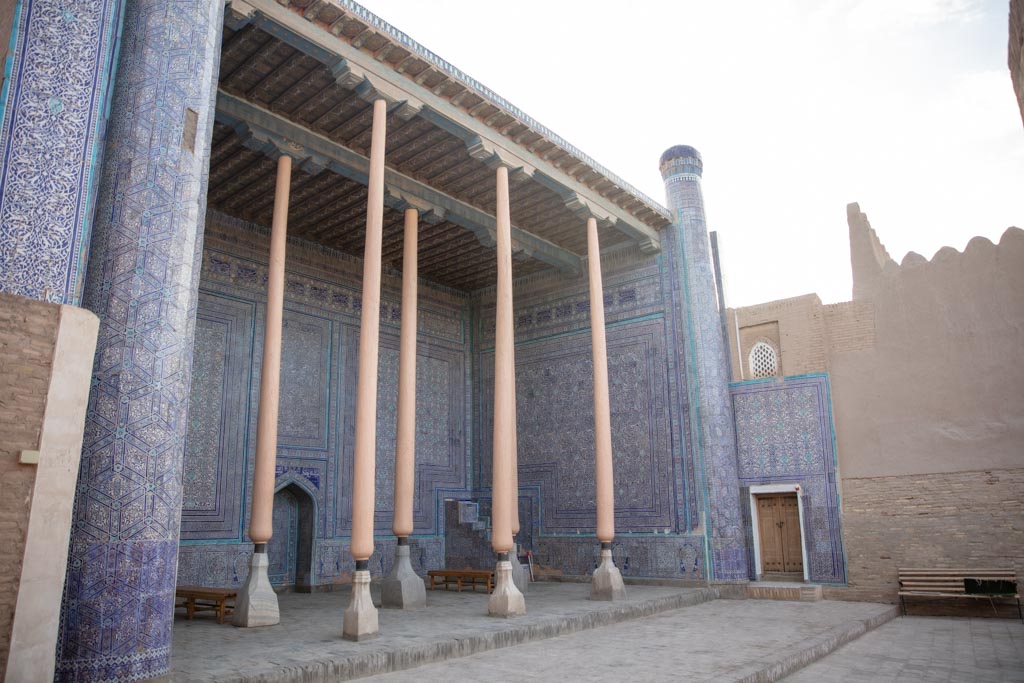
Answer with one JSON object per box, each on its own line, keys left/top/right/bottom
{"left": 212, "top": 588, "right": 718, "bottom": 682}
{"left": 731, "top": 604, "right": 901, "bottom": 683}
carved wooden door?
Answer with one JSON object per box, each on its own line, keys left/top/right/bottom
{"left": 757, "top": 493, "right": 803, "bottom": 574}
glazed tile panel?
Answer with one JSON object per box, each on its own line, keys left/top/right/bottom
{"left": 0, "top": 0, "right": 122, "bottom": 305}
{"left": 731, "top": 374, "right": 847, "bottom": 584}
{"left": 178, "top": 212, "right": 470, "bottom": 586}
{"left": 56, "top": 1, "right": 224, "bottom": 680}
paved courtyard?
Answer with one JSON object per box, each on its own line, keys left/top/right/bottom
{"left": 786, "top": 616, "right": 1024, "bottom": 683}
{"left": 169, "top": 582, "right": 917, "bottom": 682}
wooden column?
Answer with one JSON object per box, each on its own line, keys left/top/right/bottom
{"left": 491, "top": 165, "right": 515, "bottom": 556}
{"left": 350, "top": 98, "right": 387, "bottom": 565}
{"left": 344, "top": 98, "right": 387, "bottom": 639}
{"left": 233, "top": 153, "right": 291, "bottom": 627}
{"left": 587, "top": 216, "right": 625, "bottom": 601}
{"left": 587, "top": 217, "right": 615, "bottom": 544}
{"left": 488, "top": 164, "right": 526, "bottom": 616}
{"left": 250, "top": 153, "right": 292, "bottom": 548}
{"left": 393, "top": 208, "right": 418, "bottom": 540}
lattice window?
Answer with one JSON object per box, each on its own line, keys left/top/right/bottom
{"left": 748, "top": 341, "right": 779, "bottom": 379}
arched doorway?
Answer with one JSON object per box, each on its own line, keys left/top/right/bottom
{"left": 267, "top": 481, "right": 316, "bottom": 591}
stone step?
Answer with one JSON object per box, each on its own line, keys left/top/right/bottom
{"left": 173, "top": 584, "right": 718, "bottom": 682}
{"left": 748, "top": 583, "right": 824, "bottom": 602}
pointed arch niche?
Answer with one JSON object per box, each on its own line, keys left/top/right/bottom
{"left": 268, "top": 478, "right": 318, "bottom": 591}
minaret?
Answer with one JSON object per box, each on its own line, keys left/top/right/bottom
{"left": 660, "top": 145, "right": 749, "bottom": 582}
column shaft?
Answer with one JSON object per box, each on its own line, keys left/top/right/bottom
{"left": 491, "top": 165, "right": 514, "bottom": 555}
{"left": 250, "top": 154, "right": 292, "bottom": 544}
{"left": 351, "top": 99, "right": 387, "bottom": 562}
{"left": 393, "top": 208, "right": 418, "bottom": 539}
{"left": 587, "top": 217, "right": 615, "bottom": 543}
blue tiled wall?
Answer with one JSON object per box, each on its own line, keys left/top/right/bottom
{"left": 175, "top": 211, "right": 465, "bottom": 588}
{"left": 471, "top": 244, "right": 707, "bottom": 580}
{"left": 0, "top": 0, "right": 123, "bottom": 305}
{"left": 730, "top": 374, "right": 847, "bottom": 584}
{"left": 56, "top": 2, "right": 224, "bottom": 680}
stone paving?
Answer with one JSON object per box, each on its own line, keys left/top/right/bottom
{"left": 170, "top": 582, "right": 717, "bottom": 682}
{"left": 170, "top": 582, "right": 899, "bottom": 682}
{"left": 785, "top": 616, "right": 1024, "bottom": 682}
{"left": 356, "top": 598, "right": 895, "bottom": 683}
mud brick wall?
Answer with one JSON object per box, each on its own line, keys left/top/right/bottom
{"left": 825, "top": 468, "right": 1024, "bottom": 611}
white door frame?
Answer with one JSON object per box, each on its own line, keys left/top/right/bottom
{"left": 749, "top": 483, "right": 809, "bottom": 582}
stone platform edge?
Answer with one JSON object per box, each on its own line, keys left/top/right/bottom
{"left": 214, "top": 588, "right": 718, "bottom": 683}
{"left": 733, "top": 604, "right": 900, "bottom": 683}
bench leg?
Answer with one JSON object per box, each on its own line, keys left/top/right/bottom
{"left": 1017, "top": 598, "right": 1022, "bottom": 624}
{"left": 899, "top": 595, "right": 905, "bottom": 618}
{"left": 187, "top": 598, "right": 196, "bottom": 620}
{"left": 217, "top": 599, "right": 226, "bottom": 624}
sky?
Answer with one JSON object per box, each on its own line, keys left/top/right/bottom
{"left": 353, "top": 0, "right": 1023, "bottom": 306}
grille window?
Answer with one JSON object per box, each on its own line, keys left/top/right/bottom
{"left": 748, "top": 341, "right": 779, "bottom": 379}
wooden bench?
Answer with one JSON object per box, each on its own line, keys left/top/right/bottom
{"left": 175, "top": 586, "right": 237, "bottom": 624}
{"left": 897, "top": 568, "right": 1021, "bottom": 621}
{"left": 427, "top": 569, "right": 494, "bottom": 593}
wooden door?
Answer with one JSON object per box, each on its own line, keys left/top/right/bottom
{"left": 756, "top": 493, "right": 803, "bottom": 575}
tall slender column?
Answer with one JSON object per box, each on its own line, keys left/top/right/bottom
{"left": 660, "top": 145, "right": 748, "bottom": 582}
{"left": 55, "top": 1, "right": 224, "bottom": 679}
{"left": 488, "top": 165, "right": 526, "bottom": 617}
{"left": 344, "top": 98, "right": 387, "bottom": 640}
{"left": 233, "top": 154, "right": 291, "bottom": 627}
{"left": 381, "top": 208, "right": 426, "bottom": 609}
{"left": 587, "top": 217, "right": 626, "bottom": 600}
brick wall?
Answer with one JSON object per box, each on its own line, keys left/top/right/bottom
{"left": 825, "top": 468, "right": 1024, "bottom": 610}
{"left": 726, "top": 294, "right": 830, "bottom": 380}
{"left": 822, "top": 301, "right": 875, "bottom": 354}
{"left": 0, "top": 293, "right": 59, "bottom": 675}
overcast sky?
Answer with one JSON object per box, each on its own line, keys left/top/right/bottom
{"left": 354, "top": 0, "right": 1023, "bottom": 306}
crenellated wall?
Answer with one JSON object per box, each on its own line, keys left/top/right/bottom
{"left": 470, "top": 240, "right": 707, "bottom": 581}
{"left": 176, "top": 211, "right": 468, "bottom": 588}
{"left": 827, "top": 207, "right": 1024, "bottom": 602}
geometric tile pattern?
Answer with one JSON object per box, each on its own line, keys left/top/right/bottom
{"left": 0, "top": 0, "right": 122, "bottom": 305}
{"left": 55, "top": 2, "right": 224, "bottom": 680}
{"left": 178, "top": 212, "right": 469, "bottom": 587}
{"left": 731, "top": 374, "right": 847, "bottom": 584}
{"left": 662, "top": 153, "right": 749, "bottom": 581}
{"left": 469, "top": 240, "right": 706, "bottom": 578}
{"left": 476, "top": 318, "right": 676, "bottom": 534}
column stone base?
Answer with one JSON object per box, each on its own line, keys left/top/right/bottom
{"left": 343, "top": 569, "right": 379, "bottom": 640}
{"left": 509, "top": 548, "right": 529, "bottom": 595}
{"left": 380, "top": 543, "right": 426, "bottom": 609}
{"left": 590, "top": 548, "right": 627, "bottom": 601}
{"left": 487, "top": 559, "right": 526, "bottom": 618}
{"left": 233, "top": 551, "right": 280, "bottom": 627}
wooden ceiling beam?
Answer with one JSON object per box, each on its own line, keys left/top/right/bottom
{"left": 217, "top": 92, "right": 582, "bottom": 275}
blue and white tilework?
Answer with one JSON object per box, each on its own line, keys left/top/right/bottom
{"left": 0, "top": 0, "right": 123, "bottom": 305}
{"left": 660, "top": 147, "right": 749, "bottom": 581}
{"left": 731, "top": 374, "right": 847, "bottom": 584}
{"left": 55, "top": 2, "right": 224, "bottom": 680}
{"left": 469, "top": 234, "right": 708, "bottom": 580}
{"left": 176, "top": 211, "right": 469, "bottom": 588}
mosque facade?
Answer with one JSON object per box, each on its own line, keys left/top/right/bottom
{"left": 0, "top": 1, "right": 1020, "bottom": 681}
